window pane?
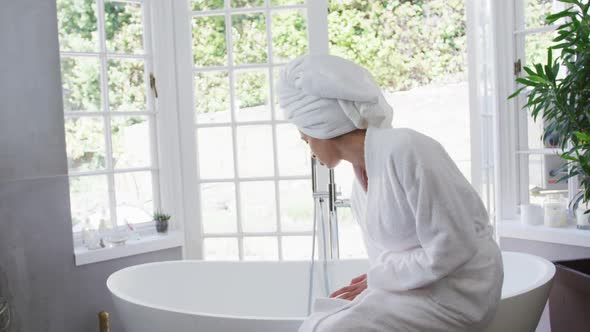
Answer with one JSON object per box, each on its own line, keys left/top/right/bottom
{"left": 240, "top": 181, "right": 277, "bottom": 232}
{"left": 201, "top": 183, "right": 238, "bottom": 233}
{"left": 57, "top": 0, "right": 99, "bottom": 52}
{"left": 114, "top": 171, "right": 154, "bottom": 224}
{"left": 61, "top": 57, "right": 102, "bottom": 112}
{"left": 243, "top": 237, "right": 278, "bottom": 260}
{"left": 337, "top": 207, "right": 367, "bottom": 259}
{"left": 525, "top": 31, "right": 557, "bottom": 68}
{"left": 481, "top": 167, "right": 496, "bottom": 218}
{"left": 279, "top": 180, "right": 313, "bottom": 232}
{"left": 271, "top": 10, "right": 308, "bottom": 64}
{"left": 528, "top": 154, "right": 568, "bottom": 206}
{"left": 525, "top": 0, "right": 561, "bottom": 29}
{"left": 235, "top": 69, "right": 270, "bottom": 121}
{"left": 390, "top": 84, "right": 471, "bottom": 181}
{"left": 69, "top": 175, "right": 110, "bottom": 232}
{"left": 232, "top": 13, "right": 268, "bottom": 65}
{"left": 236, "top": 125, "right": 275, "bottom": 177}
{"left": 231, "top": 0, "right": 264, "bottom": 8}
{"left": 194, "top": 71, "right": 231, "bottom": 123}
{"left": 65, "top": 117, "right": 106, "bottom": 172}
{"left": 107, "top": 58, "right": 146, "bottom": 111}
{"left": 191, "top": 0, "right": 224, "bottom": 11}
{"left": 111, "top": 116, "right": 151, "bottom": 169}
{"left": 527, "top": 112, "right": 544, "bottom": 150}
{"left": 273, "top": 66, "right": 285, "bottom": 120}
{"left": 192, "top": 16, "right": 227, "bottom": 67}
{"left": 197, "top": 127, "right": 235, "bottom": 179}
{"left": 105, "top": 1, "right": 144, "bottom": 54}
{"left": 328, "top": 1, "right": 471, "bottom": 183}
{"left": 282, "top": 236, "right": 313, "bottom": 261}
{"left": 271, "top": 0, "right": 305, "bottom": 5}
{"left": 276, "top": 124, "right": 310, "bottom": 176}
{"left": 204, "top": 237, "right": 239, "bottom": 260}
{"left": 334, "top": 161, "right": 355, "bottom": 199}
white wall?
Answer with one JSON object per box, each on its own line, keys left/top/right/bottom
{"left": 0, "top": 1, "right": 181, "bottom": 330}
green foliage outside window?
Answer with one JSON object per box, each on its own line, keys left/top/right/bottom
{"left": 60, "top": 0, "right": 553, "bottom": 171}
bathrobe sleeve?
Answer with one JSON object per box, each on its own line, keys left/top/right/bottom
{"left": 367, "top": 138, "right": 481, "bottom": 291}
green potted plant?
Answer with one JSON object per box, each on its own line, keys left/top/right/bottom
{"left": 153, "top": 211, "right": 171, "bottom": 234}
{"left": 509, "top": 0, "right": 590, "bottom": 213}
{"left": 509, "top": 2, "right": 590, "bottom": 328}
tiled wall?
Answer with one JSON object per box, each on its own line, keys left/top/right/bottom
{"left": 0, "top": 1, "right": 182, "bottom": 331}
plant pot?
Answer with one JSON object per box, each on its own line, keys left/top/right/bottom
{"left": 155, "top": 220, "right": 168, "bottom": 234}
{"left": 549, "top": 259, "right": 590, "bottom": 332}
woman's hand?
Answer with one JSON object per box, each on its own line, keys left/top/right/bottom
{"left": 328, "top": 273, "right": 367, "bottom": 301}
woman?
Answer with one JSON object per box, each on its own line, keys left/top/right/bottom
{"left": 277, "top": 54, "right": 503, "bottom": 332}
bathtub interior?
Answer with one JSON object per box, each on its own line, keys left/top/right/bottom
{"left": 499, "top": 252, "right": 555, "bottom": 298}
{"left": 108, "top": 259, "right": 368, "bottom": 318}
{"left": 107, "top": 252, "right": 553, "bottom": 320}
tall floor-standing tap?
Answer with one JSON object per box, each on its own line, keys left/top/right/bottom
{"left": 328, "top": 169, "right": 351, "bottom": 260}
{"left": 307, "top": 158, "right": 353, "bottom": 314}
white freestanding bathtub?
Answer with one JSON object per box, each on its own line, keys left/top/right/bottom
{"left": 107, "top": 251, "right": 555, "bottom": 332}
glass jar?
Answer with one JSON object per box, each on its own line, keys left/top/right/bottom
{"left": 575, "top": 201, "right": 590, "bottom": 230}
{"left": 543, "top": 194, "right": 568, "bottom": 227}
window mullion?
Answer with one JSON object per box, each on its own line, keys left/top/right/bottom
{"left": 142, "top": 0, "right": 162, "bottom": 213}
{"left": 224, "top": 0, "right": 244, "bottom": 260}
{"left": 265, "top": 0, "right": 284, "bottom": 261}
{"left": 97, "top": 0, "right": 119, "bottom": 228}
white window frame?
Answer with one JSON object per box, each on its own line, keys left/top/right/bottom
{"left": 173, "top": 0, "right": 331, "bottom": 260}
{"left": 65, "top": 0, "right": 504, "bottom": 262}
{"left": 176, "top": 0, "right": 495, "bottom": 259}
{"left": 493, "top": 0, "right": 574, "bottom": 220}
{"left": 466, "top": 0, "right": 498, "bottom": 222}
{"left": 492, "top": 0, "right": 590, "bottom": 247}
{"left": 62, "top": 0, "right": 186, "bottom": 261}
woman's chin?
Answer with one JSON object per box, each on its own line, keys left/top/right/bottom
{"left": 326, "top": 160, "right": 341, "bottom": 169}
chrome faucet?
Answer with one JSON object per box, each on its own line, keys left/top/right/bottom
{"left": 311, "top": 158, "right": 350, "bottom": 260}
{"left": 327, "top": 169, "right": 351, "bottom": 259}
{"left": 308, "top": 159, "right": 352, "bottom": 313}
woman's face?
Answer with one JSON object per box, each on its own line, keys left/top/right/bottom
{"left": 300, "top": 131, "right": 341, "bottom": 169}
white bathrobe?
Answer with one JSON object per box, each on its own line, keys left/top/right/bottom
{"left": 299, "top": 127, "right": 504, "bottom": 332}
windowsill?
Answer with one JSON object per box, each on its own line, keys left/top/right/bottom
{"left": 74, "top": 231, "right": 184, "bottom": 266}
{"left": 498, "top": 220, "right": 590, "bottom": 248}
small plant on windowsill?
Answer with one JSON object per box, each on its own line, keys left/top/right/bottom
{"left": 509, "top": 0, "right": 590, "bottom": 219}
{"left": 153, "top": 211, "right": 171, "bottom": 234}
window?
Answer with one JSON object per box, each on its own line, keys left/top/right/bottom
{"left": 187, "top": 0, "right": 314, "bottom": 260}
{"left": 183, "top": 0, "right": 490, "bottom": 260}
{"left": 328, "top": 0, "right": 481, "bottom": 256}
{"left": 512, "top": 0, "right": 571, "bottom": 214}
{"left": 57, "top": 0, "right": 160, "bottom": 234}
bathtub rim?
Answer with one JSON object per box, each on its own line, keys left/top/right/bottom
{"left": 498, "top": 251, "right": 555, "bottom": 299}
{"left": 107, "top": 259, "right": 313, "bottom": 321}
{"left": 106, "top": 251, "right": 554, "bottom": 321}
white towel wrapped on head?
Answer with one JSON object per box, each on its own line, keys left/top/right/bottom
{"left": 276, "top": 54, "right": 393, "bottom": 139}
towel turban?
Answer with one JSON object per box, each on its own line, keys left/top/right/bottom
{"left": 276, "top": 54, "right": 393, "bottom": 139}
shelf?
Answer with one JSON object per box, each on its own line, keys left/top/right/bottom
{"left": 74, "top": 231, "right": 184, "bottom": 266}
{"left": 498, "top": 220, "right": 590, "bottom": 248}
{"left": 516, "top": 148, "right": 564, "bottom": 155}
